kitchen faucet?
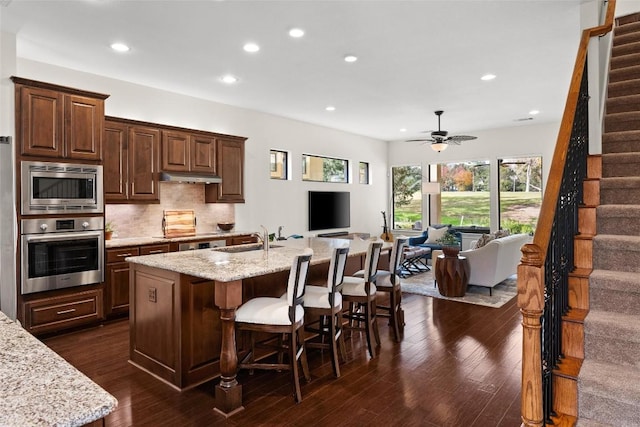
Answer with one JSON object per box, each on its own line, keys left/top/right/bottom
{"left": 252, "top": 225, "right": 269, "bottom": 252}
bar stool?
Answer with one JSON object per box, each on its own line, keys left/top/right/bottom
{"left": 303, "top": 246, "right": 349, "bottom": 378}
{"left": 341, "top": 241, "right": 383, "bottom": 358}
{"left": 373, "top": 236, "right": 408, "bottom": 342}
{"left": 235, "top": 251, "right": 312, "bottom": 403}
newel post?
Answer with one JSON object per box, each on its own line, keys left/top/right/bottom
{"left": 518, "top": 243, "right": 546, "bottom": 427}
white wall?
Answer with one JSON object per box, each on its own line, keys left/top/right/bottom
{"left": 388, "top": 121, "right": 560, "bottom": 232}
{"left": 16, "top": 58, "right": 389, "bottom": 238}
{"left": 616, "top": 0, "right": 640, "bottom": 17}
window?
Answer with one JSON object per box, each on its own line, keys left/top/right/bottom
{"left": 359, "top": 162, "right": 370, "bottom": 184}
{"left": 302, "top": 154, "right": 348, "bottom": 183}
{"left": 498, "top": 156, "right": 542, "bottom": 234}
{"left": 439, "top": 160, "right": 491, "bottom": 227}
{"left": 270, "top": 150, "right": 288, "bottom": 180}
{"left": 392, "top": 165, "right": 422, "bottom": 229}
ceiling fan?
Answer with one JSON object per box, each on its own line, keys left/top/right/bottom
{"left": 406, "top": 110, "right": 477, "bottom": 152}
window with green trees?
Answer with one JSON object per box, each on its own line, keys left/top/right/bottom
{"left": 302, "top": 154, "right": 349, "bottom": 183}
{"left": 498, "top": 156, "right": 542, "bottom": 234}
{"left": 439, "top": 161, "right": 491, "bottom": 227}
{"left": 392, "top": 165, "right": 422, "bottom": 229}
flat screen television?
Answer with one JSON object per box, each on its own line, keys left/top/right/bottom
{"left": 308, "top": 191, "right": 350, "bottom": 231}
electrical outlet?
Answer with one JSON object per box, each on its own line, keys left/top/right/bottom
{"left": 148, "top": 287, "right": 157, "bottom": 303}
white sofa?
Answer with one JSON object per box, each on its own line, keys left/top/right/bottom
{"left": 459, "top": 233, "right": 531, "bottom": 293}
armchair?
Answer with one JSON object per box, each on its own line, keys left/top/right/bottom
{"left": 408, "top": 224, "right": 462, "bottom": 251}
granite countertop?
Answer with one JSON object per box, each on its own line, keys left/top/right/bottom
{"left": 105, "top": 230, "right": 256, "bottom": 248}
{"left": 126, "top": 237, "right": 390, "bottom": 282}
{"left": 0, "top": 312, "right": 117, "bottom": 427}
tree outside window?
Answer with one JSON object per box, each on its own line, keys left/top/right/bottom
{"left": 439, "top": 161, "right": 491, "bottom": 227}
{"left": 392, "top": 165, "right": 422, "bottom": 229}
{"left": 499, "top": 157, "right": 542, "bottom": 234}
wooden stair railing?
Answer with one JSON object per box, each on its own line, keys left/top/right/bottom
{"left": 518, "top": 1, "right": 616, "bottom": 426}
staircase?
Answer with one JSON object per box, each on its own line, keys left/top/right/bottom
{"left": 577, "top": 14, "right": 640, "bottom": 427}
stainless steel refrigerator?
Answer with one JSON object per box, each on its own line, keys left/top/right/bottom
{"left": 0, "top": 136, "right": 17, "bottom": 320}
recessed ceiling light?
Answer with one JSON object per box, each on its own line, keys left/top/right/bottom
{"left": 221, "top": 75, "right": 238, "bottom": 84}
{"left": 481, "top": 74, "right": 496, "bottom": 81}
{"left": 110, "top": 43, "right": 130, "bottom": 52}
{"left": 325, "top": 106, "right": 336, "bottom": 112}
{"left": 243, "top": 43, "right": 260, "bottom": 53}
{"left": 529, "top": 109, "right": 540, "bottom": 115}
{"left": 344, "top": 55, "right": 358, "bottom": 63}
{"left": 289, "top": 28, "right": 305, "bottom": 38}
{"left": 400, "top": 128, "right": 407, "bottom": 132}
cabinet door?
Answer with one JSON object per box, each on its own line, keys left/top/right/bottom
{"left": 64, "top": 95, "right": 104, "bottom": 161}
{"left": 105, "top": 261, "right": 131, "bottom": 316}
{"left": 104, "top": 121, "right": 128, "bottom": 202}
{"left": 190, "top": 134, "right": 217, "bottom": 173}
{"left": 19, "top": 85, "right": 63, "bottom": 158}
{"left": 161, "top": 130, "right": 190, "bottom": 172}
{"left": 207, "top": 137, "right": 245, "bottom": 203}
{"left": 128, "top": 126, "right": 160, "bottom": 201}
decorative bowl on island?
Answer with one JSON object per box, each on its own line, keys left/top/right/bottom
{"left": 217, "top": 222, "right": 235, "bottom": 231}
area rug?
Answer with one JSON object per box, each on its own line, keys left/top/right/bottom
{"left": 400, "top": 271, "right": 518, "bottom": 308}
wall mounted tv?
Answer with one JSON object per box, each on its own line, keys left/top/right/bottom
{"left": 308, "top": 191, "right": 351, "bottom": 231}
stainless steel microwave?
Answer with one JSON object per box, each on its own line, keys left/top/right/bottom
{"left": 21, "top": 161, "right": 103, "bottom": 215}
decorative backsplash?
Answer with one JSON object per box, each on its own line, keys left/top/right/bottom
{"left": 105, "top": 183, "right": 234, "bottom": 238}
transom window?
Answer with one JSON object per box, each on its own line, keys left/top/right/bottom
{"left": 359, "top": 162, "right": 370, "bottom": 184}
{"left": 302, "top": 154, "right": 348, "bottom": 183}
{"left": 270, "top": 150, "right": 288, "bottom": 180}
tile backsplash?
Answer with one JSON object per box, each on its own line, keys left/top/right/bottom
{"left": 105, "top": 183, "right": 234, "bottom": 238}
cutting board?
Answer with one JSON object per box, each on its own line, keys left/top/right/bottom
{"left": 163, "top": 210, "right": 196, "bottom": 238}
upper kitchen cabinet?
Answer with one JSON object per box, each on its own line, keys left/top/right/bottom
{"left": 205, "top": 137, "right": 246, "bottom": 203}
{"left": 104, "top": 117, "right": 160, "bottom": 203}
{"left": 161, "top": 131, "right": 216, "bottom": 174}
{"left": 12, "top": 77, "right": 108, "bottom": 161}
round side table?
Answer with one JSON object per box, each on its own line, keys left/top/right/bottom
{"left": 435, "top": 254, "right": 470, "bottom": 297}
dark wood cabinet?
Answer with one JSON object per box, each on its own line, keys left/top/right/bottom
{"left": 161, "top": 130, "right": 217, "bottom": 174}
{"left": 190, "top": 134, "right": 217, "bottom": 173}
{"left": 205, "top": 137, "right": 246, "bottom": 203}
{"left": 13, "top": 77, "right": 107, "bottom": 161}
{"left": 104, "top": 118, "right": 160, "bottom": 203}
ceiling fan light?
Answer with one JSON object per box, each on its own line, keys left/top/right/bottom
{"left": 431, "top": 142, "right": 448, "bottom": 152}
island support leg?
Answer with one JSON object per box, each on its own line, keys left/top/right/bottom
{"left": 213, "top": 279, "right": 244, "bottom": 417}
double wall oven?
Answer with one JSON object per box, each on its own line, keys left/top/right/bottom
{"left": 20, "top": 160, "right": 105, "bottom": 295}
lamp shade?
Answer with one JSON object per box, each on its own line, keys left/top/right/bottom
{"left": 431, "top": 142, "right": 448, "bottom": 152}
{"left": 422, "top": 181, "right": 441, "bottom": 195}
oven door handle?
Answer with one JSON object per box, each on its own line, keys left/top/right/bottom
{"left": 24, "top": 231, "right": 103, "bottom": 243}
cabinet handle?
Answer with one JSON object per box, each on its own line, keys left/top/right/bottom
{"left": 117, "top": 253, "right": 133, "bottom": 257}
{"left": 56, "top": 308, "right": 76, "bottom": 315}
{"left": 147, "top": 250, "right": 165, "bottom": 254}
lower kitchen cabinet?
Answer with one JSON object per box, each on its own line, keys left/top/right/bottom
{"left": 22, "top": 287, "right": 104, "bottom": 335}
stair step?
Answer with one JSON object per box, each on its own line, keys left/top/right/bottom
{"left": 609, "top": 63, "right": 640, "bottom": 83}
{"left": 611, "top": 40, "right": 640, "bottom": 58}
{"left": 584, "top": 310, "right": 640, "bottom": 367}
{"left": 600, "top": 177, "right": 640, "bottom": 204}
{"left": 601, "top": 152, "right": 640, "bottom": 177}
{"left": 613, "top": 29, "right": 640, "bottom": 47}
{"left": 604, "top": 111, "right": 640, "bottom": 132}
{"left": 579, "top": 359, "right": 640, "bottom": 425}
{"left": 616, "top": 13, "right": 640, "bottom": 29}
{"left": 602, "top": 130, "right": 640, "bottom": 154}
{"left": 593, "top": 234, "right": 640, "bottom": 272}
{"left": 597, "top": 204, "right": 640, "bottom": 235}
{"left": 607, "top": 78, "right": 640, "bottom": 98}
{"left": 611, "top": 51, "right": 640, "bottom": 71}
{"left": 589, "top": 269, "right": 640, "bottom": 314}
{"left": 605, "top": 93, "right": 640, "bottom": 114}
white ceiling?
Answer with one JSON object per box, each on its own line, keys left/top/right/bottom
{"left": 1, "top": 0, "right": 583, "bottom": 141}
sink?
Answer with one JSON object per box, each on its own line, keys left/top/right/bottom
{"left": 212, "top": 244, "right": 283, "bottom": 253}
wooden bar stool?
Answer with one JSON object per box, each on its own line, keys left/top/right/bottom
{"left": 235, "top": 251, "right": 312, "bottom": 403}
{"left": 373, "top": 236, "right": 408, "bottom": 342}
{"left": 341, "top": 241, "right": 383, "bottom": 358}
{"left": 303, "top": 246, "right": 350, "bottom": 378}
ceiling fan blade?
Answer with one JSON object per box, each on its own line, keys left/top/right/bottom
{"left": 448, "top": 135, "right": 477, "bottom": 142}
{"left": 406, "top": 138, "right": 435, "bottom": 143}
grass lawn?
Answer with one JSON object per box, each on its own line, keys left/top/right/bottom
{"left": 394, "top": 191, "right": 540, "bottom": 232}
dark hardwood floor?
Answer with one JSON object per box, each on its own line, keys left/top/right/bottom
{"left": 42, "top": 293, "right": 522, "bottom": 426}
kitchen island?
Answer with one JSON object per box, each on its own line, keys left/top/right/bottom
{"left": 126, "top": 237, "right": 387, "bottom": 416}
{"left": 0, "top": 311, "right": 117, "bottom": 426}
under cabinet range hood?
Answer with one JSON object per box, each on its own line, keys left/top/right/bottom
{"left": 160, "top": 172, "right": 222, "bottom": 184}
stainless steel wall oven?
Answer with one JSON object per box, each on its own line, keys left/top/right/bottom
{"left": 21, "top": 160, "right": 103, "bottom": 215}
{"left": 21, "top": 217, "right": 104, "bottom": 294}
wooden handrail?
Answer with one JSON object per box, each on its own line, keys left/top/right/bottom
{"left": 518, "top": 1, "right": 616, "bottom": 426}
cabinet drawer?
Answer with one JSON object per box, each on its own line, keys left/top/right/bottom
{"left": 230, "top": 235, "right": 257, "bottom": 245}
{"left": 140, "top": 244, "right": 170, "bottom": 255}
{"left": 107, "top": 247, "right": 140, "bottom": 263}
{"left": 24, "top": 289, "right": 103, "bottom": 335}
